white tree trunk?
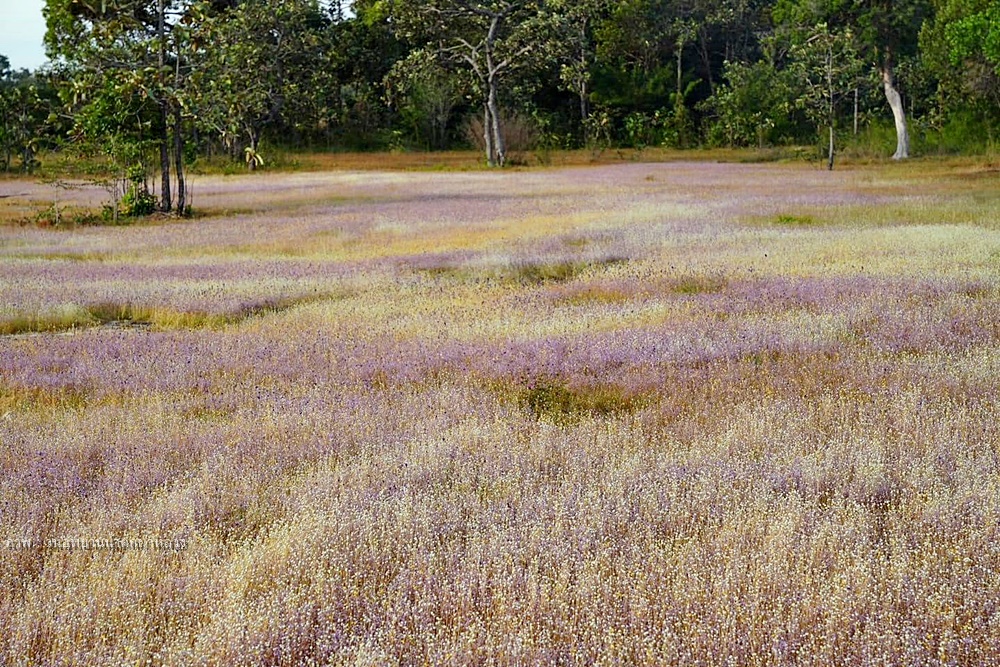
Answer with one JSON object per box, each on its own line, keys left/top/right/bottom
{"left": 881, "top": 65, "right": 910, "bottom": 160}
{"left": 487, "top": 79, "right": 505, "bottom": 167}
{"left": 483, "top": 105, "right": 494, "bottom": 167}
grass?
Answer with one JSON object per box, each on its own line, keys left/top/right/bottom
{"left": 2, "top": 158, "right": 1000, "bottom": 665}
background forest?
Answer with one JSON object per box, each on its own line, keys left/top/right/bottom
{"left": 1, "top": 0, "right": 998, "bottom": 210}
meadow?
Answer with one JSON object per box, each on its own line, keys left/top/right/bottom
{"left": 1, "top": 158, "right": 999, "bottom": 665}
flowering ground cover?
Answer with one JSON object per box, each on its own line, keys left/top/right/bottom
{"left": 1, "top": 160, "right": 999, "bottom": 665}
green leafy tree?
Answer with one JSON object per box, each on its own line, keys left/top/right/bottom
{"left": 44, "top": 0, "right": 192, "bottom": 214}
{"left": 189, "top": 0, "right": 329, "bottom": 168}
{"left": 789, "top": 23, "right": 865, "bottom": 168}
{"left": 385, "top": 48, "right": 468, "bottom": 150}
{"left": 921, "top": 0, "right": 1000, "bottom": 129}
{"left": 945, "top": 1, "right": 1000, "bottom": 70}
{"left": 703, "top": 55, "right": 803, "bottom": 147}
{"left": 0, "top": 58, "right": 53, "bottom": 173}
{"left": 391, "top": 0, "right": 561, "bottom": 166}
{"left": 548, "top": 0, "right": 613, "bottom": 138}
{"left": 775, "top": 0, "right": 930, "bottom": 159}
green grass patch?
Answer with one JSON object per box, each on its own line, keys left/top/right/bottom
{"left": 773, "top": 213, "right": 818, "bottom": 226}
{"left": 669, "top": 274, "right": 728, "bottom": 295}
{"left": 0, "top": 292, "right": 345, "bottom": 337}
{"left": 0, "top": 304, "right": 94, "bottom": 335}
{"left": 559, "top": 285, "right": 634, "bottom": 305}
{"left": 425, "top": 257, "right": 627, "bottom": 287}
{"left": 518, "top": 378, "right": 650, "bottom": 422}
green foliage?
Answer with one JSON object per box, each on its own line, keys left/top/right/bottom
{"left": 0, "top": 61, "right": 52, "bottom": 173}
{"left": 704, "top": 60, "right": 804, "bottom": 147}
{"left": 774, "top": 213, "right": 817, "bottom": 225}
{"left": 385, "top": 49, "right": 467, "bottom": 150}
{"left": 43, "top": 0, "right": 190, "bottom": 214}
{"left": 390, "top": 0, "right": 568, "bottom": 166}
{"left": 520, "top": 377, "right": 648, "bottom": 422}
{"left": 945, "top": 2, "right": 1000, "bottom": 71}
{"left": 920, "top": 0, "right": 1000, "bottom": 129}
{"left": 189, "top": 0, "right": 330, "bottom": 161}
{"left": 119, "top": 185, "right": 157, "bottom": 218}
{"left": 20, "top": 0, "right": 1000, "bottom": 165}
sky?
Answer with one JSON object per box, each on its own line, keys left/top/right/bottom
{"left": 1, "top": 0, "right": 48, "bottom": 71}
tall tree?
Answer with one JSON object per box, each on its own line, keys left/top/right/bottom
{"left": 189, "top": 0, "right": 328, "bottom": 167}
{"left": 44, "top": 0, "right": 191, "bottom": 213}
{"left": 0, "top": 57, "right": 51, "bottom": 172}
{"left": 392, "top": 0, "right": 558, "bottom": 166}
{"left": 549, "top": 0, "right": 612, "bottom": 132}
{"left": 775, "top": 0, "right": 929, "bottom": 159}
{"left": 789, "top": 23, "right": 864, "bottom": 168}
{"left": 920, "top": 0, "right": 1000, "bottom": 122}
{"left": 856, "top": 0, "right": 929, "bottom": 159}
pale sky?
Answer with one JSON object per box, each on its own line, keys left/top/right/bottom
{"left": 1, "top": 0, "right": 48, "bottom": 71}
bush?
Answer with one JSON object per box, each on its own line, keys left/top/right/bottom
{"left": 703, "top": 60, "right": 807, "bottom": 148}
{"left": 922, "top": 111, "right": 998, "bottom": 155}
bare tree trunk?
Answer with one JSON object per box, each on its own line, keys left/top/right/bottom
{"left": 159, "top": 106, "right": 172, "bottom": 212}
{"left": 157, "top": 0, "right": 171, "bottom": 212}
{"left": 247, "top": 129, "right": 261, "bottom": 171}
{"left": 828, "top": 124, "right": 835, "bottom": 171}
{"left": 484, "top": 13, "right": 506, "bottom": 167}
{"left": 173, "top": 106, "right": 186, "bottom": 215}
{"left": 881, "top": 64, "right": 909, "bottom": 159}
{"left": 487, "top": 77, "right": 505, "bottom": 167}
{"left": 578, "top": 24, "right": 590, "bottom": 123}
{"left": 827, "top": 42, "right": 835, "bottom": 171}
{"left": 699, "top": 31, "right": 715, "bottom": 94}
{"left": 676, "top": 43, "right": 683, "bottom": 100}
{"left": 483, "top": 104, "right": 494, "bottom": 167}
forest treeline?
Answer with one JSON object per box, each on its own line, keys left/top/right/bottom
{"left": 1, "top": 0, "right": 998, "bottom": 213}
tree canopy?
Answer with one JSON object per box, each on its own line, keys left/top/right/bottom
{"left": 1, "top": 0, "right": 989, "bottom": 188}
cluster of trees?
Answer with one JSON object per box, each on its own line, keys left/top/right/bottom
{"left": 1, "top": 0, "right": 998, "bottom": 209}
{"left": 1, "top": 55, "right": 56, "bottom": 172}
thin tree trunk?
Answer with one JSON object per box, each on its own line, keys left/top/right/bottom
{"left": 488, "top": 80, "right": 505, "bottom": 167}
{"left": 247, "top": 130, "right": 260, "bottom": 171}
{"left": 827, "top": 41, "right": 835, "bottom": 171}
{"left": 173, "top": 106, "right": 186, "bottom": 215}
{"left": 676, "top": 44, "right": 683, "bottom": 100}
{"left": 828, "top": 124, "right": 835, "bottom": 171}
{"left": 157, "top": 0, "right": 171, "bottom": 212}
{"left": 881, "top": 64, "right": 909, "bottom": 159}
{"left": 483, "top": 104, "right": 494, "bottom": 167}
{"left": 579, "top": 23, "right": 590, "bottom": 123}
{"left": 483, "top": 13, "right": 505, "bottom": 167}
{"left": 159, "top": 106, "right": 172, "bottom": 212}
{"left": 699, "top": 31, "right": 714, "bottom": 94}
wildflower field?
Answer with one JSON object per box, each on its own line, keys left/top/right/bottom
{"left": 2, "top": 160, "right": 999, "bottom": 665}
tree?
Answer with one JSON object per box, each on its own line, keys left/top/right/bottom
{"left": 857, "top": 0, "right": 930, "bottom": 159}
{"left": 385, "top": 48, "right": 467, "bottom": 150}
{"left": 920, "top": 0, "right": 1000, "bottom": 129}
{"left": 945, "top": 1, "right": 1000, "bottom": 72}
{"left": 44, "top": 0, "right": 191, "bottom": 214}
{"left": 189, "top": 0, "right": 329, "bottom": 168}
{"left": 548, "top": 0, "right": 612, "bottom": 135}
{"left": 392, "top": 0, "right": 559, "bottom": 166}
{"left": 774, "top": 0, "right": 929, "bottom": 159}
{"left": 0, "top": 58, "right": 52, "bottom": 173}
{"left": 703, "top": 55, "right": 803, "bottom": 147}
{"left": 789, "top": 24, "right": 864, "bottom": 168}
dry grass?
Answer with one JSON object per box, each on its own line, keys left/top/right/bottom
{"left": 1, "top": 159, "right": 999, "bottom": 665}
